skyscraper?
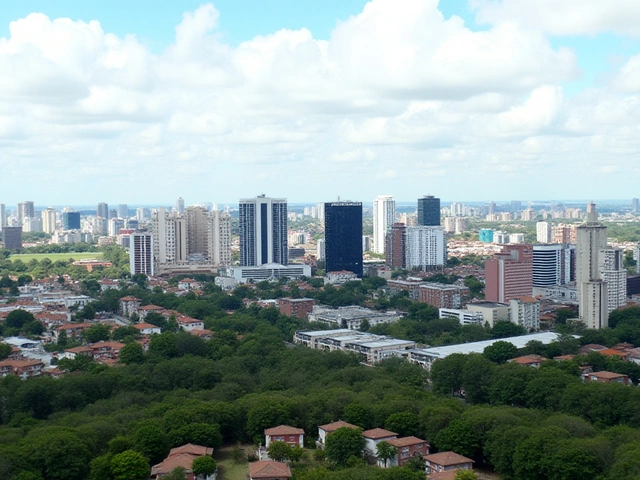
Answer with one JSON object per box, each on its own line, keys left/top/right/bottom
{"left": 175, "top": 197, "right": 185, "bottom": 215}
{"left": 405, "top": 226, "right": 447, "bottom": 271}
{"left": 536, "top": 221, "right": 551, "bottom": 243}
{"left": 485, "top": 244, "right": 533, "bottom": 303}
{"left": 373, "top": 195, "right": 395, "bottom": 254}
{"left": 3, "top": 227, "right": 22, "bottom": 250}
{"left": 532, "top": 244, "right": 573, "bottom": 287}
{"left": 417, "top": 195, "right": 440, "bottom": 226}
{"left": 207, "top": 210, "right": 232, "bottom": 266}
{"left": 239, "top": 196, "right": 288, "bottom": 267}
{"left": 62, "top": 211, "right": 81, "bottom": 230}
{"left": 324, "top": 202, "right": 363, "bottom": 277}
{"left": 186, "top": 206, "right": 209, "bottom": 257}
{"left": 598, "top": 247, "right": 627, "bottom": 314}
{"left": 41, "top": 208, "right": 57, "bottom": 234}
{"left": 17, "top": 201, "right": 34, "bottom": 224}
{"left": 97, "top": 203, "right": 109, "bottom": 221}
{"left": 118, "top": 204, "right": 129, "bottom": 219}
{"left": 152, "top": 207, "right": 187, "bottom": 272}
{"left": 576, "top": 202, "right": 609, "bottom": 329}
{"left": 385, "top": 223, "right": 406, "bottom": 269}
{"left": 130, "top": 232, "right": 154, "bottom": 276}
{"left": 633, "top": 198, "right": 639, "bottom": 214}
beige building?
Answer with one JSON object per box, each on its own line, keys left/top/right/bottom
{"left": 41, "top": 208, "right": 57, "bottom": 234}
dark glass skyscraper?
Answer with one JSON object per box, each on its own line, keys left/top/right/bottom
{"left": 417, "top": 195, "right": 440, "bottom": 226}
{"left": 324, "top": 202, "right": 363, "bottom": 277}
{"left": 62, "top": 212, "right": 81, "bottom": 230}
{"left": 239, "top": 196, "right": 288, "bottom": 267}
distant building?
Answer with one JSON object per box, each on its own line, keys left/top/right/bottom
{"left": 599, "top": 247, "right": 627, "bottom": 314}
{"left": 0, "top": 204, "right": 6, "bottom": 231}
{"left": 175, "top": 197, "right": 185, "bottom": 215}
{"left": 418, "top": 283, "right": 469, "bottom": 309}
{"left": 485, "top": 244, "right": 533, "bottom": 303}
{"left": 466, "top": 301, "right": 510, "bottom": 327}
{"left": 509, "top": 296, "right": 541, "bottom": 331}
{"left": 439, "top": 308, "right": 484, "bottom": 325}
{"left": 373, "top": 195, "right": 395, "bottom": 254}
{"left": 240, "top": 196, "right": 288, "bottom": 267}
{"left": 417, "top": 195, "right": 440, "bottom": 226}
{"left": 17, "top": 201, "right": 34, "bottom": 225}
{"left": 118, "top": 204, "right": 128, "bottom": 219}
{"left": 3, "top": 227, "right": 22, "bottom": 250}
{"left": 278, "top": 298, "right": 315, "bottom": 319}
{"left": 324, "top": 202, "right": 363, "bottom": 277}
{"left": 533, "top": 244, "right": 574, "bottom": 287}
{"left": 405, "top": 226, "right": 446, "bottom": 271}
{"left": 479, "top": 229, "right": 494, "bottom": 243}
{"left": 41, "top": 208, "right": 57, "bottom": 234}
{"left": 62, "top": 211, "right": 81, "bottom": 230}
{"left": 385, "top": 223, "right": 406, "bottom": 269}
{"left": 97, "top": 202, "right": 109, "bottom": 222}
{"left": 130, "top": 232, "right": 154, "bottom": 276}
{"left": 536, "top": 221, "right": 551, "bottom": 243}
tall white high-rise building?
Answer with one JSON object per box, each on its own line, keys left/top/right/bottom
{"left": 185, "top": 206, "right": 209, "bottom": 257}
{"left": 18, "top": 201, "right": 35, "bottom": 225}
{"left": 175, "top": 197, "right": 185, "bottom": 215}
{"left": 373, "top": 195, "right": 395, "bottom": 255}
{"left": 576, "top": 202, "right": 609, "bottom": 329}
{"left": 108, "top": 218, "right": 125, "bottom": 237}
{"left": 405, "top": 226, "right": 447, "bottom": 271}
{"left": 118, "top": 204, "right": 129, "bottom": 219}
{"left": 239, "top": 195, "right": 288, "bottom": 267}
{"left": 130, "top": 232, "right": 154, "bottom": 276}
{"left": 207, "top": 210, "right": 231, "bottom": 266}
{"left": 599, "top": 247, "right": 627, "bottom": 314}
{"left": 536, "top": 222, "right": 551, "bottom": 243}
{"left": 41, "top": 208, "right": 57, "bottom": 234}
{"left": 152, "top": 207, "right": 187, "bottom": 271}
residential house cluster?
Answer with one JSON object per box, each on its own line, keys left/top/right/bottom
{"left": 150, "top": 443, "right": 216, "bottom": 480}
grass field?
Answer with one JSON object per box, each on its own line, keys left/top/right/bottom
{"left": 214, "top": 445, "right": 251, "bottom": 480}
{"left": 9, "top": 252, "right": 104, "bottom": 263}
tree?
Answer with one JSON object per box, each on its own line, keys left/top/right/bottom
{"left": 0, "top": 343, "right": 12, "bottom": 360}
{"left": 455, "top": 470, "right": 478, "bottom": 480}
{"left": 162, "top": 467, "right": 187, "bottom": 480}
{"left": 120, "top": 342, "right": 145, "bottom": 364}
{"left": 491, "top": 322, "right": 526, "bottom": 339}
{"left": 325, "top": 427, "right": 365, "bottom": 467}
{"left": 6, "top": 309, "right": 36, "bottom": 329}
{"left": 267, "top": 441, "right": 293, "bottom": 462}
{"left": 110, "top": 450, "right": 150, "bottom": 480}
{"left": 385, "top": 412, "right": 421, "bottom": 438}
{"left": 344, "top": 403, "right": 373, "bottom": 429}
{"left": 192, "top": 456, "right": 217, "bottom": 478}
{"left": 133, "top": 425, "right": 169, "bottom": 463}
{"left": 84, "top": 323, "right": 112, "bottom": 343}
{"left": 376, "top": 441, "right": 396, "bottom": 468}
{"left": 483, "top": 341, "right": 518, "bottom": 364}
{"left": 27, "top": 431, "right": 92, "bottom": 480}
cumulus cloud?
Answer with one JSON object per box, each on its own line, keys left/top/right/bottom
{"left": 0, "top": 0, "right": 638, "bottom": 202}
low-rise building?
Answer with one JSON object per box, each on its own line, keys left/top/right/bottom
{"left": 362, "top": 428, "right": 398, "bottom": 458}
{"left": 418, "top": 283, "right": 469, "bottom": 309}
{"left": 508, "top": 354, "right": 546, "bottom": 368}
{"left": 509, "top": 296, "right": 541, "bottom": 332}
{"left": 177, "top": 316, "right": 205, "bottom": 331}
{"left": 264, "top": 425, "right": 304, "bottom": 448}
{"left": 466, "top": 301, "right": 510, "bottom": 327}
{"left": 307, "top": 305, "right": 402, "bottom": 330}
{"left": 438, "top": 308, "right": 484, "bottom": 326}
{"left": 278, "top": 298, "right": 315, "bottom": 319}
{"left": 317, "top": 421, "right": 359, "bottom": 446}
{"left": 248, "top": 460, "right": 291, "bottom": 480}
{"left": 585, "top": 371, "right": 632, "bottom": 385}
{"left": 424, "top": 451, "right": 474, "bottom": 476}
{"left": 119, "top": 296, "right": 141, "bottom": 317}
{"left": 0, "top": 359, "right": 44, "bottom": 378}
{"left": 151, "top": 444, "right": 216, "bottom": 480}
{"left": 383, "top": 436, "right": 429, "bottom": 468}
{"left": 324, "top": 271, "right": 359, "bottom": 285}
{"left": 134, "top": 323, "right": 162, "bottom": 335}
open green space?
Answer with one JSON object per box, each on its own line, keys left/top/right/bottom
{"left": 9, "top": 252, "right": 104, "bottom": 262}
{"left": 214, "top": 445, "right": 250, "bottom": 480}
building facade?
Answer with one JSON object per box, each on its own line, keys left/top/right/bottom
{"left": 417, "top": 195, "right": 440, "bottom": 226}
{"left": 3, "top": 227, "right": 22, "bottom": 250}
{"left": 240, "top": 196, "right": 288, "bottom": 267}
{"left": 385, "top": 223, "right": 406, "bottom": 269}
{"left": 324, "top": 202, "right": 363, "bottom": 277}
{"left": 405, "top": 226, "right": 446, "bottom": 271}
{"left": 532, "top": 244, "right": 574, "bottom": 287}
{"left": 373, "top": 195, "right": 395, "bottom": 254}
{"left": 509, "top": 296, "right": 541, "bottom": 331}
{"left": 130, "top": 232, "right": 154, "bottom": 276}
{"left": 62, "top": 211, "right": 81, "bottom": 230}
{"left": 485, "top": 244, "right": 533, "bottom": 303}
{"left": 598, "top": 247, "right": 627, "bottom": 314}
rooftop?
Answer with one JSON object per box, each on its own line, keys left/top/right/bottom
{"left": 361, "top": 428, "right": 398, "bottom": 439}
{"left": 264, "top": 425, "right": 305, "bottom": 436}
{"left": 318, "top": 421, "right": 359, "bottom": 432}
{"left": 424, "top": 451, "right": 474, "bottom": 466}
{"left": 248, "top": 460, "right": 292, "bottom": 479}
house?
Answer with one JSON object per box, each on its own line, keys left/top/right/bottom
{"left": 362, "top": 428, "right": 398, "bottom": 458}
{"left": 89, "top": 341, "right": 126, "bottom": 360}
{"left": 553, "top": 354, "right": 575, "bottom": 361}
{"left": 138, "top": 304, "right": 164, "bottom": 320}
{"left": 177, "top": 316, "right": 205, "bottom": 332}
{"left": 119, "top": 296, "right": 141, "bottom": 317}
{"left": 264, "top": 425, "right": 305, "bottom": 448}
{"left": 151, "top": 444, "right": 215, "bottom": 480}
{"left": 317, "top": 421, "right": 359, "bottom": 446}
{"left": 134, "top": 323, "right": 162, "bottom": 335}
{"left": 248, "top": 460, "right": 292, "bottom": 480}
{"left": 178, "top": 278, "right": 201, "bottom": 291}
{"left": 190, "top": 329, "right": 214, "bottom": 340}
{"left": 585, "top": 371, "right": 632, "bottom": 385}
{"left": 508, "top": 354, "right": 546, "bottom": 368}
{"left": 579, "top": 344, "right": 607, "bottom": 355}
{"left": 98, "top": 279, "right": 120, "bottom": 291}
{"left": 0, "top": 359, "right": 44, "bottom": 378}
{"left": 61, "top": 346, "right": 93, "bottom": 359}
{"left": 383, "top": 437, "right": 430, "bottom": 467}
{"left": 55, "top": 322, "right": 93, "bottom": 339}
{"left": 598, "top": 349, "right": 630, "bottom": 361}
{"left": 424, "top": 451, "right": 474, "bottom": 475}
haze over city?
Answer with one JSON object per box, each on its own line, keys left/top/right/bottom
{"left": 3, "top": 0, "right": 640, "bottom": 203}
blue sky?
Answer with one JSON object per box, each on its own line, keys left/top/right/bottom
{"left": 1, "top": 0, "right": 640, "bottom": 205}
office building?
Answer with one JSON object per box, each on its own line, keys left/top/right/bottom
{"left": 108, "top": 218, "right": 125, "bottom": 237}
{"left": 118, "top": 204, "right": 128, "bottom": 219}
{"left": 633, "top": 198, "right": 639, "bottom": 214}
{"left": 41, "top": 208, "right": 57, "bottom": 234}
{"left": 373, "top": 195, "right": 395, "bottom": 254}
{"left": 324, "top": 202, "right": 363, "bottom": 277}
{"left": 0, "top": 204, "right": 6, "bottom": 231}
{"left": 130, "top": 232, "right": 154, "bottom": 276}
{"left": 3, "top": 227, "right": 22, "bottom": 250}
{"left": 417, "top": 195, "right": 440, "bottom": 226}
{"left": 405, "top": 226, "right": 446, "bottom": 271}
{"left": 536, "top": 222, "right": 551, "bottom": 243}
{"left": 62, "top": 211, "right": 81, "bottom": 230}
{"left": 598, "top": 247, "right": 627, "bottom": 314}
{"left": 97, "top": 203, "right": 109, "bottom": 222}
{"left": 17, "top": 201, "right": 35, "bottom": 225}
{"left": 362, "top": 235, "right": 372, "bottom": 253}
{"left": 532, "top": 244, "right": 574, "bottom": 287}
{"left": 385, "top": 223, "right": 406, "bottom": 269}
{"left": 239, "top": 196, "right": 288, "bottom": 267}
{"left": 175, "top": 197, "right": 185, "bottom": 215}
{"left": 485, "top": 244, "right": 533, "bottom": 303}
{"left": 576, "top": 203, "right": 609, "bottom": 329}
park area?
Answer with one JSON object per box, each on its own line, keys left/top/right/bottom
{"left": 9, "top": 252, "right": 104, "bottom": 262}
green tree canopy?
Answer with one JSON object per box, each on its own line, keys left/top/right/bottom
{"left": 325, "top": 427, "right": 365, "bottom": 467}
{"left": 110, "top": 450, "right": 150, "bottom": 480}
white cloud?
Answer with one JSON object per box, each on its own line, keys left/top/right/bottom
{"left": 0, "top": 0, "right": 638, "bottom": 203}
{"left": 471, "top": 0, "right": 640, "bottom": 36}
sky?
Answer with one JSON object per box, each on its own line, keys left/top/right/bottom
{"left": 2, "top": 0, "right": 640, "bottom": 206}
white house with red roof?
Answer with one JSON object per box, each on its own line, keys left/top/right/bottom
{"left": 425, "top": 451, "right": 474, "bottom": 476}
{"left": 134, "top": 322, "right": 161, "bottom": 335}
{"left": 178, "top": 278, "right": 201, "bottom": 291}
{"left": 383, "top": 436, "right": 430, "bottom": 468}
{"left": 177, "top": 316, "right": 204, "bottom": 332}
{"left": 138, "top": 304, "right": 164, "bottom": 320}
{"left": 361, "top": 428, "right": 398, "bottom": 458}
{"left": 317, "top": 421, "right": 359, "bottom": 446}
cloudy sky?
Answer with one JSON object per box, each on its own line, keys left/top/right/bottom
{"left": 2, "top": 0, "right": 640, "bottom": 206}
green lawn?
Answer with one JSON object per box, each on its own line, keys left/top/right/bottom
{"left": 9, "top": 252, "right": 104, "bottom": 263}
{"left": 214, "top": 445, "right": 251, "bottom": 480}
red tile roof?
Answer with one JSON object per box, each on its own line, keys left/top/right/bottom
{"left": 168, "top": 444, "right": 213, "bottom": 457}
{"left": 388, "top": 436, "right": 428, "bottom": 448}
{"left": 361, "top": 428, "right": 398, "bottom": 439}
{"left": 318, "top": 421, "right": 359, "bottom": 432}
{"left": 424, "top": 451, "right": 473, "bottom": 467}
{"left": 264, "top": 425, "right": 305, "bottom": 436}
{"left": 590, "top": 371, "right": 628, "bottom": 380}
{"left": 248, "top": 461, "right": 292, "bottom": 479}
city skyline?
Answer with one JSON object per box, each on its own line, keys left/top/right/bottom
{"left": 2, "top": 1, "right": 640, "bottom": 202}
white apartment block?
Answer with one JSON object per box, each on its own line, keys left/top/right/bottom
{"left": 373, "top": 195, "right": 395, "bottom": 255}
{"left": 405, "top": 226, "right": 446, "bottom": 270}
{"left": 536, "top": 222, "right": 551, "bottom": 243}
{"left": 598, "top": 247, "right": 627, "bottom": 314}
{"left": 439, "top": 308, "right": 484, "bottom": 325}
{"left": 509, "top": 297, "right": 541, "bottom": 332}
